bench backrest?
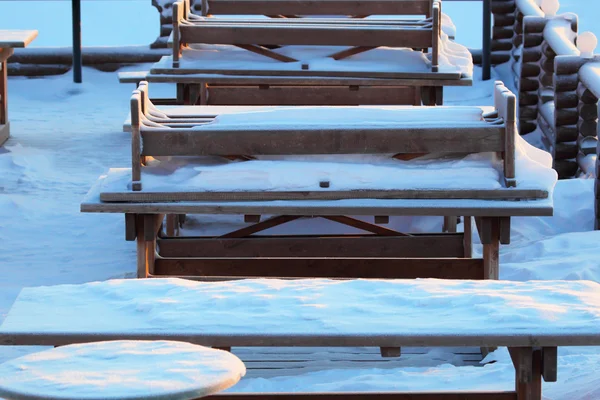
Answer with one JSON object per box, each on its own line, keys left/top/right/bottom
{"left": 202, "top": 0, "right": 434, "bottom": 16}
{"left": 172, "top": 0, "right": 441, "bottom": 72}
{"left": 129, "top": 80, "right": 516, "bottom": 191}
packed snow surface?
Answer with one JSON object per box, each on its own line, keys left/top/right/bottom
{"left": 3, "top": 278, "right": 600, "bottom": 338}
{"left": 0, "top": 341, "right": 246, "bottom": 400}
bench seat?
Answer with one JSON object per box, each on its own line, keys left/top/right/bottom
{"left": 2, "top": 278, "right": 599, "bottom": 348}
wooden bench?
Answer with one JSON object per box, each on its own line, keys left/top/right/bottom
{"left": 0, "top": 30, "right": 38, "bottom": 146}
{"left": 0, "top": 340, "right": 246, "bottom": 400}
{"left": 132, "top": 0, "right": 471, "bottom": 106}
{"left": 3, "top": 278, "right": 600, "bottom": 399}
{"left": 83, "top": 81, "right": 555, "bottom": 279}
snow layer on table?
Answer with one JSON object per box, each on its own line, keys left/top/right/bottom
{"left": 155, "top": 31, "right": 473, "bottom": 77}
{"left": 3, "top": 278, "right": 600, "bottom": 338}
{"left": 0, "top": 341, "right": 245, "bottom": 400}
{"left": 99, "top": 131, "right": 557, "bottom": 194}
{"left": 0, "top": 61, "right": 597, "bottom": 399}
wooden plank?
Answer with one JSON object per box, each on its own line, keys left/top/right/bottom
{"left": 329, "top": 46, "right": 376, "bottom": 60}
{"left": 157, "top": 234, "right": 467, "bottom": 258}
{"left": 140, "top": 125, "right": 506, "bottom": 156}
{"left": 208, "top": 393, "right": 517, "bottom": 400}
{"left": 153, "top": 257, "right": 486, "bottom": 279}
{"left": 100, "top": 188, "right": 549, "bottom": 203}
{"left": 222, "top": 215, "right": 300, "bottom": 238}
{"left": 145, "top": 74, "right": 474, "bottom": 87}
{"left": 206, "top": 0, "right": 433, "bottom": 16}
{"left": 207, "top": 86, "right": 419, "bottom": 106}
{"left": 0, "top": 30, "right": 38, "bottom": 48}
{"left": 235, "top": 44, "right": 298, "bottom": 63}
{"left": 151, "top": 64, "right": 461, "bottom": 80}
{"left": 322, "top": 216, "right": 408, "bottom": 236}
{"left": 179, "top": 24, "right": 433, "bottom": 48}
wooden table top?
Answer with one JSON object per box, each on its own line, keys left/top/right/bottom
{"left": 0, "top": 30, "right": 38, "bottom": 48}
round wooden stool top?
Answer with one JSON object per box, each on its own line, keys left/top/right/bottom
{"left": 0, "top": 340, "right": 246, "bottom": 400}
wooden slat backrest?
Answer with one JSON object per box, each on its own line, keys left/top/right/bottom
{"left": 172, "top": 0, "right": 440, "bottom": 70}
{"left": 129, "top": 81, "right": 517, "bottom": 191}
{"left": 205, "top": 0, "right": 434, "bottom": 16}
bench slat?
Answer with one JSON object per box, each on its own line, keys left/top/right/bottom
{"left": 157, "top": 234, "right": 466, "bottom": 258}
{"left": 153, "top": 257, "right": 484, "bottom": 279}
{"left": 139, "top": 126, "right": 505, "bottom": 156}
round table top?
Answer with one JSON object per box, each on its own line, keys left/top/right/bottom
{"left": 0, "top": 340, "right": 246, "bottom": 400}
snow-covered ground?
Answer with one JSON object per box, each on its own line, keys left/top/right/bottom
{"left": 1, "top": 0, "right": 600, "bottom": 399}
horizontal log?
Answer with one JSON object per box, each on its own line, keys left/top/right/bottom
{"left": 519, "top": 105, "right": 539, "bottom": 120}
{"left": 556, "top": 125, "right": 578, "bottom": 142}
{"left": 491, "top": 40, "right": 513, "bottom": 52}
{"left": 520, "top": 63, "right": 541, "bottom": 78}
{"left": 578, "top": 119, "right": 598, "bottom": 137}
{"left": 153, "top": 257, "right": 486, "bottom": 279}
{"left": 141, "top": 126, "right": 507, "bottom": 156}
{"left": 555, "top": 108, "right": 579, "bottom": 126}
{"left": 520, "top": 120, "right": 537, "bottom": 135}
{"left": 521, "top": 48, "right": 541, "bottom": 63}
{"left": 554, "top": 74, "right": 579, "bottom": 92}
{"left": 554, "top": 142, "right": 578, "bottom": 159}
{"left": 207, "top": 85, "right": 418, "bottom": 106}
{"left": 210, "top": 393, "right": 518, "bottom": 400}
{"left": 519, "top": 92, "right": 539, "bottom": 106}
{"left": 555, "top": 92, "right": 578, "bottom": 109}
{"left": 523, "top": 18, "right": 547, "bottom": 34}
{"left": 555, "top": 56, "right": 589, "bottom": 75}
{"left": 493, "top": 13, "right": 516, "bottom": 28}
{"left": 157, "top": 234, "right": 466, "bottom": 258}
{"left": 579, "top": 103, "right": 598, "bottom": 120}
{"left": 577, "top": 84, "right": 598, "bottom": 103}
{"left": 492, "top": 0, "right": 516, "bottom": 14}
{"left": 541, "top": 43, "right": 557, "bottom": 58}
{"left": 519, "top": 77, "right": 539, "bottom": 92}
{"left": 541, "top": 57, "right": 555, "bottom": 74}
{"left": 493, "top": 27, "right": 514, "bottom": 40}
{"left": 554, "top": 159, "right": 578, "bottom": 178}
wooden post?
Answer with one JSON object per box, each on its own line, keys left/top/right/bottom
{"left": 482, "top": 0, "right": 492, "bottom": 80}
{"left": 130, "top": 93, "right": 142, "bottom": 191}
{"left": 463, "top": 216, "right": 472, "bottom": 258}
{"left": 136, "top": 214, "right": 160, "bottom": 278}
{"left": 173, "top": 1, "right": 183, "bottom": 67}
{"left": 71, "top": 0, "right": 82, "bottom": 83}
{"left": 479, "top": 217, "right": 500, "bottom": 280}
{"left": 431, "top": 0, "right": 440, "bottom": 73}
{"left": 509, "top": 347, "right": 543, "bottom": 400}
{"left": 0, "top": 58, "right": 7, "bottom": 126}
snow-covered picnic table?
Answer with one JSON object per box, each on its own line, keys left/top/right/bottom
{"left": 2, "top": 278, "right": 600, "bottom": 399}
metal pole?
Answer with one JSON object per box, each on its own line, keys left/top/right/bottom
{"left": 482, "top": 0, "right": 492, "bottom": 80}
{"left": 72, "top": 0, "right": 82, "bottom": 83}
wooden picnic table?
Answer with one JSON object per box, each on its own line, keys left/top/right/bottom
{"left": 3, "top": 278, "right": 600, "bottom": 399}
{"left": 0, "top": 30, "right": 38, "bottom": 146}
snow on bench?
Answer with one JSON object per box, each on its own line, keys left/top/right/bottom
{"left": 2, "top": 278, "right": 599, "bottom": 348}
{"left": 115, "top": 81, "right": 554, "bottom": 199}
{"left": 3, "top": 278, "right": 600, "bottom": 399}
{"left": 0, "top": 341, "right": 245, "bottom": 400}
